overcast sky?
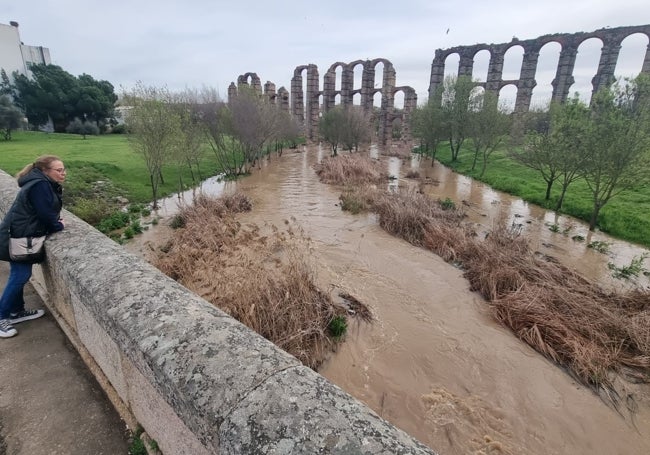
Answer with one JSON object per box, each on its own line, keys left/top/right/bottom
{"left": 5, "top": 0, "right": 650, "bottom": 107}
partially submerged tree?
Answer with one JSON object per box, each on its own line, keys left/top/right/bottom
{"left": 319, "top": 106, "right": 347, "bottom": 156}
{"left": 410, "top": 96, "right": 446, "bottom": 166}
{"left": 467, "top": 91, "right": 512, "bottom": 177}
{"left": 441, "top": 75, "right": 477, "bottom": 161}
{"left": 320, "top": 105, "right": 372, "bottom": 156}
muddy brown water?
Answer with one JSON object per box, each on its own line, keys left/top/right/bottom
{"left": 127, "top": 145, "right": 650, "bottom": 455}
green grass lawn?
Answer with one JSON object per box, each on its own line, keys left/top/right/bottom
{"left": 433, "top": 144, "right": 650, "bottom": 248}
{"left": 0, "top": 131, "right": 223, "bottom": 203}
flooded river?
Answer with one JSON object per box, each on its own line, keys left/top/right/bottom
{"left": 128, "top": 145, "right": 650, "bottom": 455}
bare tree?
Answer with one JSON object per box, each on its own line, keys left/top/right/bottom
{"left": 341, "top": 106, "right": 372, "bottom": 152}
{"left": 410, "top": 97, "right": 446, "bottom": 166}
{"left": 441, "top": 75, "right": 477, "bottom": 161}
{"left": 123, "top": 82, "right": 180, "bottom": 209}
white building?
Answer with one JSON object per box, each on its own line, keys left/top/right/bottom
{"left": 0, "top": 21, "right": 50, "bottom": 82}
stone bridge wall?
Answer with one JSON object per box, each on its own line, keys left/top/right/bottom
{"left": 430, "top": 24, "right": 650, "bottom": 113}
{"left": 0, "top": 170, "right": 436, "bottom": 455}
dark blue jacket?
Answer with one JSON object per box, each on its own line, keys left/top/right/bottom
{"left": 0, "top": 168, "right": 64, "bottom": 262}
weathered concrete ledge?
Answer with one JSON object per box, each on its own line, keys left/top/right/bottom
{"left": 0, "top": 170, "right": 437, "bottom": 455}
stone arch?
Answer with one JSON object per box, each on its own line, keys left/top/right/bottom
{"left": 429, "top": 25, "right": 650, "bottom": 114}
{"left": 237, "top": 72, "right": 262, "bottom": 95}
{"left": 291, "top": 64, "right": 320, "bottom": 140}
{"left": 323, "top": 62, "right": 349, "bottom": 112}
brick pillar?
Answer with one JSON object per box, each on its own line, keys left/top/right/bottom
{"left": 264, "top": 81, "right": 276, "bottom": 104}
{"left": 323, "top": 68, "right": 336, "bottom": 112}
{"left": 341, "top": 65, "right": 354, "bottom": 106}
{"left": 306, "top": 64, "right": 320, "bottom": 141}
{"left": 379, "top": 62, "right": 396, "bottom": 144}
{"left": 551, "top": 43, "right": 578, "bottom": 104}
{"left": 458, "top": 49, "right": 474, "bottom": 77}
{"left": 515, "top": 47, "right": 540, "bottom": 113}
{"left": 227, "top": 82, "right": 237, "bottom": 103}
{"left": 291, "top": 67, "right": 306, "bottom": 126}
{"left": 278, "top": 87, "right": 290, "bottom": 112}
{"left": 486, "top": 46, "right": 505, "bottom": 102}
{"left": 361, "top": 61, "right": 375, "bottom": 113}
{"left": 429, "top": 49, "right": 446, "bottom": 100}
{"left": 592, "top": 39, "right": 622, "bottom": 97}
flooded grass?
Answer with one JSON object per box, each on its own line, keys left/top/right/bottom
{"left": 154, "top": 192, "right": 367, "bottom": 369}
{"left": 319, "top": 152, "right": 650, "bottom": 407}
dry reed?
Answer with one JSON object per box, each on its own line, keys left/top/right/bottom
{"left": 319, "top": 153, "right": 650, "bottom": 406}
{"left": 314, "top": 153, "right": 387, "bottom": 186}
{"left": 155, "top": 192, "right": 354, "bottom": 369}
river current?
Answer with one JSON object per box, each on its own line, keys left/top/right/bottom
{"left": 127, "top": 144, "right": 650, "bottom": 455}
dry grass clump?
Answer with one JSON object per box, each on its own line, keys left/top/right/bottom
{"left": 318, "top": 154, "right": 650, "bottom": 405}
{"left": 315, "top": 153, "right": 387, "bottom": 186}
{"left": 373, "top": 188, "right": 465, "bottom": 246}
{"left": 155, "top": 192, "right": 356, "bottom": 369}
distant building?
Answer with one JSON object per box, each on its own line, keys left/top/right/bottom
{"left": 0, "top": 21, "right": 51, "bottom": 82}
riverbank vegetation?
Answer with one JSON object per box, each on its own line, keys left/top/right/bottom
{"left": 317, "top": 152, "right": 650, "bottom": 409}
{"left": 153, "top": 192, "right": 369, "bottom": 369}
{"left": 411, "top": 74, "right": 650, "bottom": 247}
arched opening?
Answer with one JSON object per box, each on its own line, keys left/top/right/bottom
{"left": 318, "top": 94, "right": 324, "bottom": 117}
{"left": 472, "top": 49, "right": 491, "bottom": 82}
{"left": 530, "top": 41, "right": 561, "bottom": 109}
{"left": 502, "top": 45, "right": 524, "bottom": 80}
{"left": 470, "top": 86, "right": 485, "bottom": 110}
{"left": 499, "top": 84, "right": 518, "bottom": 113}
{"left": 444, "top": 53, "right": 460, "bottom": 79}
{"left": 394, "top": 90, "right": 405, "bottom": 110}
{"left": 374, "top": 61, "right": 385, "bottom": 91}
{"left": 373, "top": 91, "right": 382, "bottom": 108}
{"left": 615, "top": 33, "right": 649, "bottom": 81}
{"left": 335, "top": 65, "right": 343, "bottom": 92}
{"left": 572, "top": 37, "right": 603, "bottom": 103}
{"left": 334, "top": 93, "right": 341, "bottom": 106}
{"left": 353, "top": 92, "right": 362, "bottom": 106}
{"left": 351, "top": 62, "right": 363, "bottom": 91}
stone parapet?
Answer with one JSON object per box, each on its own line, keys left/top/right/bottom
{"left": 0, "top": 170, "right": 437, "bottom": 455}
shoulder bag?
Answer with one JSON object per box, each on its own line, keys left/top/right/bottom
{"left": 9, "top": 235, "right": 46, "bottom": 262}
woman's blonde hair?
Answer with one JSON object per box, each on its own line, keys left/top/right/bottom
{"left": 16, "top": 155, "right": 62, "bottom": 179}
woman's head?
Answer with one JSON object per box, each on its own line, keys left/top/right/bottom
{"left": 17, "top": 155, "right": 66, "bottom": 183}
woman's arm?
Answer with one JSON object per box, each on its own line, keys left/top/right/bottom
{"left": 28, "top": 181, "right": 64, "bottom": 233}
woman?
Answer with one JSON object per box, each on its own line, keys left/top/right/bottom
{"left": 0, "top": 155, "right": 66, "bottom": 338}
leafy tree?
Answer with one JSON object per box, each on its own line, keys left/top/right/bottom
{"left": 410, "top": 97, "right": 446, "bottom": 166}
{"left": 441, "top": 75, "right": 477, "bottom": 161}
{"left": 341, "top": 106, "right": 372, "bottom": 152}
{"left": 195, "top": 88, "right": 239, "bottom": 176}
{"left": 123, "top": 83, "right": 181, "bottom": 208}
{"left": 65, "top": 117, "right": 100, "bottom": 138}
{"left": 467, "top": 91, "right": 512, "bottom": 177}
{"left": 582, "top": 76, "right": 650, "bottom": 230}
{"left": 274, "top": 110, "right": 302, "bottom": 155}
{"left": 0, "top": 95, "right": 25, "bottom": 140}
{"left": 512, "top": 99, "right": 590, "bottom": 209}
{"left": 12, "top": 64, "right": 116, "bottom": 131}
{"left": 319, "top": 106, "right": 348, "bottom": 156}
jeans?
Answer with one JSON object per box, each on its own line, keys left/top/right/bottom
{"left": 0, "top": 262, "right": 33, "bottom": 319}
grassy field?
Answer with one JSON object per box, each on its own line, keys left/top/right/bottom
{"left": 0, "top": 131, "right": 223, "bottom": 203}
{"left": 431, "top": 144, "right": 650, "bottom": 248}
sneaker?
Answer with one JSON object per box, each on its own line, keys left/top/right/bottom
{"left": 9, "top": 309, "right": 45, "bottom": 324}
{"left": 0, "top": 319, "right": 17, "bottom": 338}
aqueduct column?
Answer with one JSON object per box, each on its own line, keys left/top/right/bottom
{"left": 323, "top": 66, "right": 336, "bottom": 113}
{"left": 341, "top": 65, "right": 354, "bottom": 106}
{"left": 361, "top": 61, "right": 375, "bottom": 113}
{"left": 290, "top": 66, "right": 307, "bottom": 125}
{"left": 277, "top": 87, "right": 290, "bottom": 112}
{"left": 591, "top": 39, "right": 622, "bottom": 97}
{"left": 264, "top": 81, "right": 276, "bottom": 104}
{"left": 485, "top": 46, "right": 505, "bottom": 97}
{"left": 378, "top": 60, "right": 396, "bottom": 144}
{"left": 306, "top": 64, "right": 320, "bottom": 140}
{"left": 428, "top": 49, "right": 446, "bottom": 100}
{"left": 458, "top": 49, "right": 474, "bottom": 77}
{"left": 551, "top": 42, "right": 578, "bottom": 104}
{"left": 515, "top": 47, "right": 540, "bottom": 113}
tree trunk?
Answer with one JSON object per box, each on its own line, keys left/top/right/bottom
{"left": 545, "top": 180, "right": 553, "bottom": 200}
{"left": 589, "top": 204, "right": 601, "bottom": 231}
